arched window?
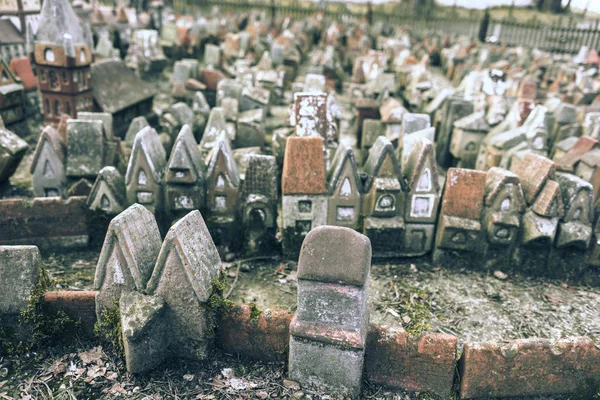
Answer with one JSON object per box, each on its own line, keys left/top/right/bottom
{"left": 49, "top": 70, "right": 59, "bottom": 89}
{"left": 340, "top": 178, "right": 351, "bottom": 196}
{"left": 216, "top": 174, "right": 225, "bottom": 188}
{"left": 138, "top": 170, "right": 147, "bottom": 185}
{"left": 501, "top": 197, "right": 511, "bottom": 211}
{"left": 65, "top": 101, "right": 72, "bottom": 117}
{"left": 44, "top": 48, "right": 55, "bottom": 62}
{"left": 54, "top": 100, "right": 61, "bottom": 116}
{"left": 573, "top": 207, "right": 582, "bottom": 221}
{"left": 44, "top": 99, "right": 50, "bottom": 115}
{"left": 416, "top": 168, "right": 431, "bottom": 192}
{"left": 61, "top": 71, "right": 68, "bottom": 84}
{"left": 79, "top": 49, "right": 86, "bottom": 63}
{"left": 376, "top": 194, "right": 395, "bottom": 212}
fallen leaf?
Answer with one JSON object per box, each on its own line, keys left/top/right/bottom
{"left": 283, "top": 379, "right": 300, "bottom": 391}
{"left": 183, "top": 374, "right": 195, "bottom": 382}
{"left": 78, "top": 347, "right": 104, "bottom": 365}
{"left": 493, "top": 270, "right": 508, "bottom": 280}
{"left": 221, "top": 368, "right": 234, "bottom": 379}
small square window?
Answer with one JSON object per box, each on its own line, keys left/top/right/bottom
{"left": 336, "top": 206, "right": 354, "bottom": 222}
{"left": 295, "top": 220, "right": 312, "bottom": 235}
{"left": 298, "top": 200, "right": 312, "bottom": 213}
{"left": 44, "top": 188, "right": 59, "bottom": 197}
{"left": 215, "top": 195, "right": 227, "bottom": 210}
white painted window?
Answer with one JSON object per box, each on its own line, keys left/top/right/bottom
{"left": 336, "top": 206, "right": 354, "bottom": 222}
{"left": 175, "top": 195, "right": 194, "bottom": 210}
{"left": 411, "top": 194, "right": 434, "bottom": 218}
{"left": 416, "top": 168, "right": 431, "bottom": 192}
{"left": 79, "top": 49, "right": 86, "bottom": 63}
{"left": 340, "top": 178, "right": 352, "bottom": 196}
{"left": 100, "top": 194, "right": 111, "bottom": 211}
{"left": 138, "top": 170, "right": 147, "bottom": 185}
{"left": 137, "top": 191, "right": 153, "bottom": 203}
{"left": 495, "top": 228, "right": 510, "bottom": 239}
{"left": 501, "top": 197, "right": 511, "bottom": 211}
{"left": 216, "top": 174, "right": 225, "bottom": 188}
{"left": 215, "top": 195, "right": 227, "bottom": 210}
{"left": 375, "top": 194, "right": 395, "bottom": 212}
{"left": 44, "top": 48, "right": 55, "bottom": 62}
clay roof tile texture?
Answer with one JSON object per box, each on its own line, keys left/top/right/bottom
{"left": 555, "top": 136, "right": 599, "bottom": 172}
{"left": 515, "top": 153, "right": 556, "bottom": 206}
{"left": 282, "top": 136, "right": 327, "bottom": 195}
{"left": 441, "top": 168, "right": 486, "bottom": 220}
{"left": 531, "top": 180, "right": 564, "bottom": 218}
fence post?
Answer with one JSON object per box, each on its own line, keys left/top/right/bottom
{"left": 270, "top": 0, "right": 275, "bottom": 22}
{"left": 479, "top": 9, "right": 490, "bottom": 43}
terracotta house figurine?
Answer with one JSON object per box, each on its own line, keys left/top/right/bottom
{"left": 282, "top": 136, "right": 328, "bottom": 255}
{"left": 362, "top": 136, "right": 407, "bottom": 256}
{"left": 450, "top": 111, "right": 490, "bottom": 169}
{"left": 575, "top": 147, "right": 600, "bottom": 201}
{"left": 9, "top": 57, "right": 39, "bottom": 117}
{"left": 239, "top": 154, "right": 278, "bottom": 252}
{"left": 433, "top": 168, "right": 486, "bottom": 267}
{"left": 290, "top": 92, "right": 337, "bottom": 142}
{"left": 30, "top": 126, "right": 67, "bottom": 197}
{"left": 165, "top": 125, "right": 206, "bottom": 219}
{"left": 87, "top": 166, "right": 127, "bottom": 215}
{"left": 94, "top": 203, "right": 162, "bottom": 317}
{"left": 481, "top": 167, "right": 526, "bottom": 269}
{"left": 0, "top": 59, "right": 25, "bottom": 125}
{"left": 402, "top": 138, "right": 441, "bottom": 255}
{"left": 327, "top": 144, "right": 363, "bottom": 230}
{"left": 125, "top": 126, "right": 167, "bottom": 214}
{"left": 32, "top": 0, "right": 94, "bottom": 123}
{"left": 205, "top": 137, "right": 240, "bottom": 246}
{"left": 0, "top": 121, "right": 28, "bottom": 183}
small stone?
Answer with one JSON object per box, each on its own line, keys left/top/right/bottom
{"left": 221, "top": 368, "right": 235, "bottom": 379}
{"left": 283, "top": 379, "right": 300, "bottom": 391}
{"left": 402, "top": 315, "right": 412, "bottom": 325}
{"left": 293, "top": 391, "right": 304, "bottom": 399}
{"left": 493, "top": 270, "right": 508, "bottom": 280}
{"left": 183, "top": 374, "right": 195, "bottom": 381}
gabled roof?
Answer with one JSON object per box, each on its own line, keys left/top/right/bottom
{"left": 93, "top": 203, "right": 162, "bottom": 291}
{"left": 36, "top": 0, "right": 87, "bottom": 47}
{"left": 91, "top": 59, "right": 156, "bottom": 114}
{"left": 442, "top": 168, "right": 486, "bottom": 220}
{"left": 555, "top": 136, "right": 599, "bottom": 172}
{"left": 490, "top": 128, "right": 526, "bottom": 151}
{"left": 0, "top": 20, "right": 24, "bottom": 45}
{"left": 556, "top": 173, "right": 593, "bottom": 221}
{"left": 484, "top": 167, "right": 526, "bottom": 212}
{"left": 9, "top": 58, "right": 36, "bottom": 91}
{"left": 403, "top": 138, "right": 440, "bottom": 193}
{"left": 531, "top": 180, "right": 564, "bottom": 218}
{"left": 199, "top": 107, "right": 228, "bottom": 149}
{"left": 453, "top": 111, "right": 489, "bottom": 132}
{"left": 0, "top": 60, "right": 19, "bottom": 85}
{"left": 124, "top": 116, "right": 150, "bottom": 146}
{"left": 328, "top": 143, "right": 362, "bottom": 195}
{"left": 30, "top": 126, "right": 67, "bottom": 175}
{"left": 206, "top": 137, "right": 240, "bottom": 187}
{"left": 166, "top": 125, "right": 205, "bottom": 183}
{"left": 514, "top": 153, "right": 556, "bottom": 206}
{"left": 146, "top": 210, "right": 222, "bottom": 303}
{"left": 126, "top": 126, "right": 167, "bottom": 184}
{"left": 0, "top": 124, "right": 28, "bottom": 157}
{"left": 241, "top": 154, "right": 277, "bottom": 201}
{"left": 282, "top": 136, "right": 327, "bottom": 195}
{"left": 87, "top": 166, "right": 126, "bottom": 208}
{"left": 363, "top": 136, "right": 406, "bottom": 192}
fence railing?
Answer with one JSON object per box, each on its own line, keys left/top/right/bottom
{"left": 171, "top": 0, "right": 600, "bottom": 54}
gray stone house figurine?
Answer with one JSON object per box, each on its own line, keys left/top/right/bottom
{"left": 165, "top": 125, "right": 206, "bottom": 220}
{"left": 125, "top": 126, "right": 167, "bottom": 214}
{"left": 327, "top": 143, "right": 363, "bottom": 230}
{"left": 0, "top": 121, "right": 28, "bottom": 184}
{"left": 30, "top": 126, "right": 67, "bottom": 198}
{"left": 66, "top": 119, "right": 106, "bottom": 180}
{"left": 361, "top": 136, "right": 407, "bottom": 256}
{"left": 450, "top": 111, "right": 490, "bottom": 169}
{"left": 87, "top": 166, "right": 126, "bottom": 215}
{"left": 94, "top": 203, "right": 162, "bottom": 317}
{"left": 281, "top": 136, "right": 328, "bottom": 255}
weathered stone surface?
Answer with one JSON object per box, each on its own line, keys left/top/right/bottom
{"left": 125, "top": 116, "right": 150, "bottom": 146}
{"left": 297, "top": 225, "right": 371, "bottom": 286}
{"left": 120, "top": 290, "right": 168, "bottom": 374}
{"left": 0, "top": 246, "right": 40, "bottom": 317}
{"left": 459, "top": 337, "right": 600, "bottom": 399}
{"left": 0, "top": 125, "right": 28, "bottom": 183}
{"left": 66, "top": 119, "right": 105, "bottom": 178}
{"left": 402, "top": 113, "right": 431, "bottom": 135}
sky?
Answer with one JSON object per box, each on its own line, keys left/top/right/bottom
{"left": 434, "top": 0, "right": 600, "bottom": 12}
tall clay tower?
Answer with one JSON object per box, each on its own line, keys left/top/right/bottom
{"left": 31, "top": 0, "right": 94, "bottom": 123}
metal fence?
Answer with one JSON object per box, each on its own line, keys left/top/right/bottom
{"left": 172, "top": 0, "right": 600, "bottom": 54}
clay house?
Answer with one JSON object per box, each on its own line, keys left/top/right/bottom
{"left": 239, "top": 154, "right": 278, "bottom": 252}
{"left": 555, "top": 173, "right": 594, "bottom": 250}
{"left": 94, "top": 203, "right": 162, "bottom": 317}
{"left": 361, "top": 136, "right": 407, "bottom": 256}
{"left": 0, "top": 121, "right": 28, "bottom": 183}
{"left": 281, "top": 136, "right": 328, "bottom": 255}
{"left": 402, "top": 138, "right": 441, "bottom": 255}
{"left": 326, "top": 144, "right": 363, "bottom": 230}
{"left": 379, "top": 97, "right": 406, "bottom": 144}
{"left": 165, "top": 125, "right": 206, "bottom": 219}
{"left": 575, "top": 147, "right": 600, "bottom": 201}
{"left": 32, "top": 0, "right": 94, "bottom": 123}
{"left": 481, "top": 167, "right": 526, "bottom": 269}
{"left": 124, "top": 29, "right": 167, "bottom": 77}
{"left": 9, "top": 57, "right": 39, "bottom": 116}
{"left": 555, "top": 136, "right": 599, "bottom": 173}
{"left": 290, "top": 92, "right": 337, "bottom": 143}
{"left": 125, "top": 126, "right": 167, "bottom": 214}
{"left": 145, "top": 210, "right": 222, "bottom": 361}
{"left": 0, "top": 59, "right": 24, "bottom": 124}
{"left": 91, "top": 59, "right": 156, "bottom": 138}
{"left": 65, "top": 119, "right": 106, "bottom": 180}
{"left": 87, "top": 166, "right": 126, "bottom": 215}
{"left": 205, "top": 137, "right": 240, "bottom": 246}
{"left": 433, "top": 168, "right": 486, "bottom": 266}
{"left": 199, "top": 107, "right": 228, "bottom": 153}
{"left": 30, "top": 126, "right": 67, "bottom": 198}
{"left": 0, "top": 20, "right": 25, "bottom": 63}
{"left": 450, "top": 111, "right": 490, "bottom": 169}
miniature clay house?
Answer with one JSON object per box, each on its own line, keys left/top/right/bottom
{"left": 9, "top": 57, "right": 39, "bottom": 116}
{"left": 450, "top": 111, "right": 490, "bottom": 169}
{"left": 205, "top": 137, "right": 240, "bottom": 246}
{"left": 290, "top": 92, "right": 337, "bottom": 142}
{"left": 362, "top": 136, "right": 406, "bottom": 255}
{"left": 0, "top": 122, "right": 28, "bottom": 183}
{"left": 87, "top": 166, "right": 126, "bottom": 215}
{"left": 125, "top": 126, "right": 167, "bottom": 214}
{"left": 165, "top": 125, "right": 206, "bottom": 219}
{"left": 94, "top": 203, "right": 162, "bottom": 317}
{"left": 32, "top": 0, "right": 94, "bottom": 123}
{"left": 0, "top": 59, "right": 24, "bottom": 125}
{"left": 0, "top": 19, "right": 25, "bottom": 63}
{"left": 402, "top": 138, "right": 441, "bottom": 255}
{"left": 282, "top": 136, "right": 328, "bottom": 254}
{"left": 66, "top": 119, "right": 106, "bottom": 179}
{"left": 433, "top": 168, "right": 486, "bottom": 266}
{"left": 30, "top": 126, "right": 67, "bottom": 198}
{"left": 327, "top": 144, "right": 363, "bottom": 230}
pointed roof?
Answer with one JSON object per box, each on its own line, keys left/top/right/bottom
{"left": 166, "top": 125, "right": 204, "bottom": 184}
{"left": 87, "top": 166, "right": 126, "bottom": 209}
{"left": 206, "top": 137, "right": 240, "bottom": 187}
{"left": 0, "top": 20, "right": 24, "bottom": 45}
{"left": 146, "top": 210, "right": 222, "bottom": 303}
{"left": 531, "top": 180, "right": 564, "bottom": 218}
{"left": 363, "top": 136, "right": 406, "bottom": 192}
{"left": 328, "top": 143, "right": 362, "bottom": 195}
{"left": 484, "top": 167, "right": 526, "bottom": 212}
{"left": 30, "top": 126, "right": 66, "bottom": 174}
{"left": 555, "top": 136, "right": 599, "bottom": 173}
{"left": 125, "top": 116, "right": 150, "bottom": 146}
{"left": 402, "top": 138, "right": 440, "bottom": 193}
{"left": 66, "top": 119, "right": 105, "bottom": 177}
{"left": 126, "top": 126, "right": 167, "bottom": 184}
{"left": 36, "top": 0, "right": 87, "bottom": 47}
{"left": 93, "top": 204, "right": 162, "bottom": 292}
{"left": 442, "top": 168, "right": 486, "bottom": 220}
{"left": 282, "top": 136, "right": 327, "bottom": 195}
{"left": 9, "top": 58, "right": 36, "bottom": 91}
{"left": 199, "top": 107, "right": 228, "bottom": 149}
{"left": 241, "top": 154, "right": 278, "bottom": 201}
{"left": 514, "top": 153, "right": 556, "bottom": 206}
{"left": 556, "top": 173, "right": 593, "bottom": 221}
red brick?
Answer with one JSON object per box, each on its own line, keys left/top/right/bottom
{"left": 365, "top": 325, "right": 458, "bottom": 398}
{"left": 43, "top": 291, "right": 97, "bottom": 336}
{"left": 459, "top": 337, "right": 600, "bottom": 399}
{"left": 217, "top": 304, "right": 293, "bottom": 361}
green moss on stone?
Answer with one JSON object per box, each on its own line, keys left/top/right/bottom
{"left": 94, "top": 300, "right": 124, "bottom": 358}
{"left": 248, "top": 302, "right": 261, "bottom": 322}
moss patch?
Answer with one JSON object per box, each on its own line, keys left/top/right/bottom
{"left": 248, "top": 302, "right": 262, "bottom": 322}
{"left": 94, "top": 301, "right": 124, "bottom": 358}
{"left": 376, "top": 281, "right": 434, "bottom": 335}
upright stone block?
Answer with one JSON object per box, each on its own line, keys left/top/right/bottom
{"left": 0, "top": 246, "right": 41, "bottom": 319}
{"left": 289, "top": 226, "right": 371, "bottom": 398}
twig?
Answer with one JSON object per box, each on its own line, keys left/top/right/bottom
{"left": 224, "top": 256, "right": 279, "bottom": 299}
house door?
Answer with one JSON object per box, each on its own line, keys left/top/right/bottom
{"left": 248, "top": 208, "right": 267, "bottom": 231}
